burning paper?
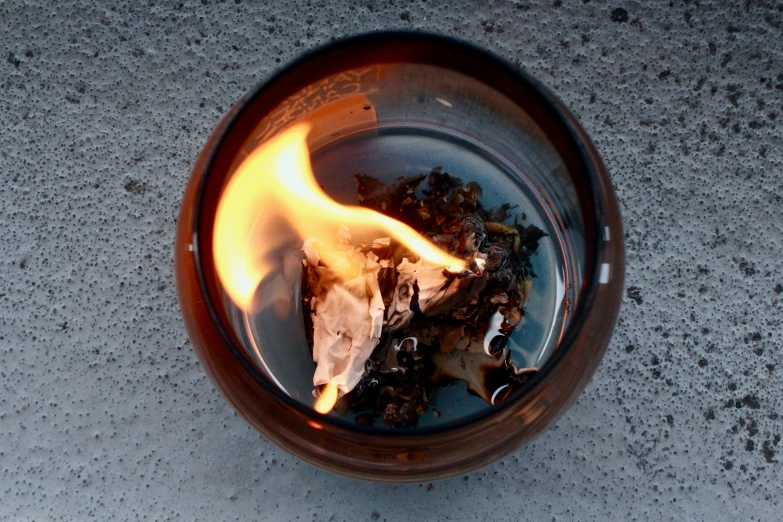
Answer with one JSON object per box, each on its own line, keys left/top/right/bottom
{"left": 304, "top": 226, "right": 489, "bottom": 401}
{"left": 302, "top": 227, "right": 389, "bottom": 396}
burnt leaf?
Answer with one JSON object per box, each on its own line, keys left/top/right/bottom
{"left": 517, "top": 224, "right": 548, "bottom": 255}
{"left": 355, "top": 174, "right": 389, "bottom": 211}
{"left": 479, "top": 202, "right": 518, "bottom": 223}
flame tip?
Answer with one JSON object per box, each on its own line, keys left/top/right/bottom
{"left": 314, "top": 382, "right": 338, "bottom": 414}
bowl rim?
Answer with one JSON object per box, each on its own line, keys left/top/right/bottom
{"left": 190, "top": 30, "right": 612, "bottom": 437}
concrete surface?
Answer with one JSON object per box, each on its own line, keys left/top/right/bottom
{"left": 1, "top": 1, "right": 782, "bottom": 520}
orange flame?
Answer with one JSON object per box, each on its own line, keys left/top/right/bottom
{"left": 313, "top": 382, "right": 338, "bottom": 415}
{"left": 213, "top": 122, "right": 466, "bottom": 414}
{"left": 214, "top": 122, "right": 465, "bottom": 307}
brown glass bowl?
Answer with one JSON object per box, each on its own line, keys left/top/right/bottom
{"left": 175, "top": 32, "right": 624, "bottom": 482}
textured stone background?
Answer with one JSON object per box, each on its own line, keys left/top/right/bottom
{"left": 2, "top": 1, "right": 782, "bottom": 520}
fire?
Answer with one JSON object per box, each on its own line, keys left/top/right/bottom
{"left": 213, "top": 122, "right": 466, "bottom": 414}
{"left": 313, "top": 382, "right": 338, "bottom": 415}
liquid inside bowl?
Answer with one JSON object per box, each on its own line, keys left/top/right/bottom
{"left": 227, "top": 124, "right": 573, "bottom": 429}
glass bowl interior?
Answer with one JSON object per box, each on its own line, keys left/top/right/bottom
{"left": 209, "top": 60, "right": 590, "bottom": 429}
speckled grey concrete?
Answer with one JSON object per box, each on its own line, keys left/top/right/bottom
{"left": 1, "top": 1, "right": 782, "bottom": 520}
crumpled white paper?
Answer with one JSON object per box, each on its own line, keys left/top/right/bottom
{"left": 385, "top": 255, "right": 486, "bottom": 331}
{"left": 303, "top": 227, "right": 387, "bottom": 396}
{"left": 304, "top": 227, "right": 487, "bottom": 398}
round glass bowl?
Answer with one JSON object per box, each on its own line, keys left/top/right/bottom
{"left": 175, "top": 32, "right": 624, "bottom": 482}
